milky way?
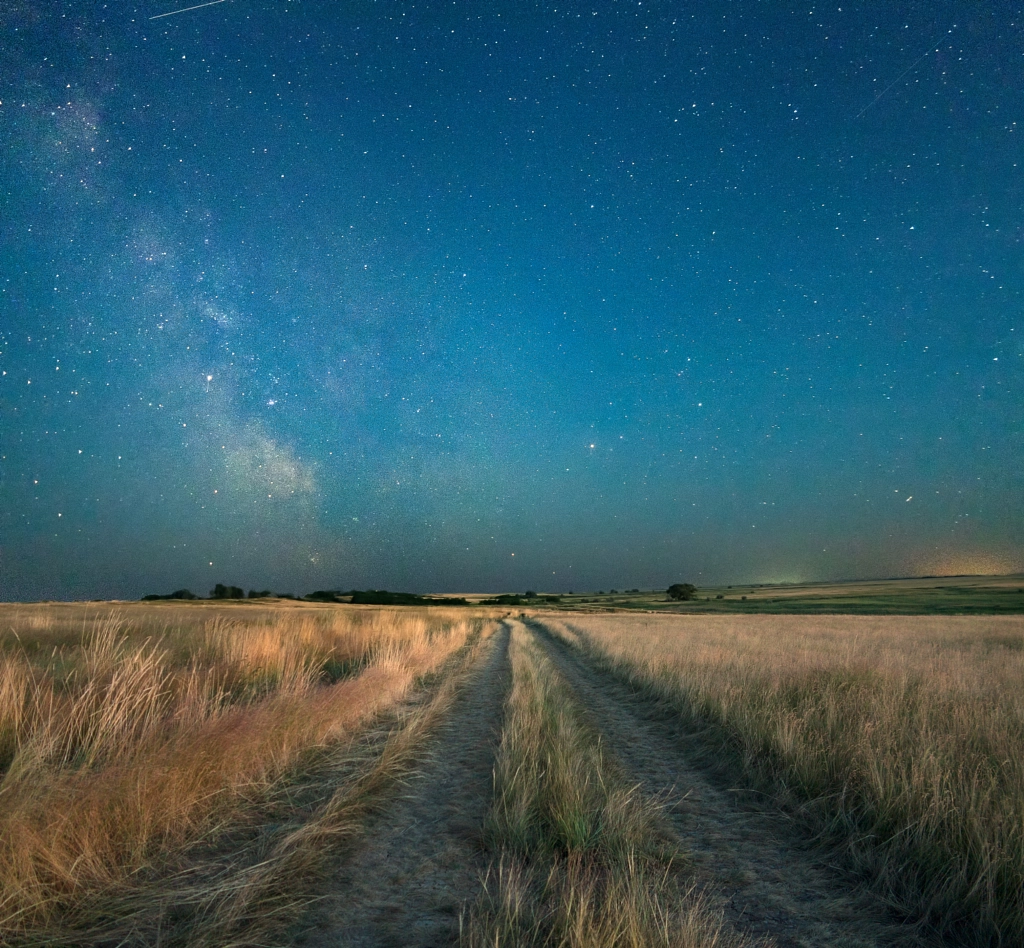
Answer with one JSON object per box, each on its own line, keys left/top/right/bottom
{"left": 1, "top": 1, "right": 1021, "bottom": 599}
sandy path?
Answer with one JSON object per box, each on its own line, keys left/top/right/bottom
{"left": 291, "top": 622, "right": 511, "bottom": 948}
{"left": 530, "top": 620, "right": 928, "bottom": 948}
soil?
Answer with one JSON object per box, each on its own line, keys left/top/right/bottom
{"left": 291, "top": 622, "right": 511, "bottom": 948}
{"left": 529, "top": 619, "right": 931, "bottom": 948}
{"left": 286, "top": 616, "right": 940, "bottom": 948}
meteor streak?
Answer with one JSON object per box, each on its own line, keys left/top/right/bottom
{"left": 149, "top": 0, "right": 230, "bottom": 19}
{"left": 855, "top": 26, "right": 955, "bottom": 119}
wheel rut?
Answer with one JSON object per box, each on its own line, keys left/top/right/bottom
{"left": 530, "top": 620, "right": 930, "bottom": 948}
{"left": 291, "top": 623, "right": 511, "bottom": 948}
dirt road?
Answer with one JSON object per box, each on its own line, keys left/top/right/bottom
{"left": 287, "top": 618, "right": 934, "bottom": 947}
{"left": 530, "top": 619, "right": 926, "bottom": 948}
{"left": 291, "top": 623, "right": 510, "bottom": 948}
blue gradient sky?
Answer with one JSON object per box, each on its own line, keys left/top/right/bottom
{"left": 2, "top": 1, "right": 1021, "bottom": 599}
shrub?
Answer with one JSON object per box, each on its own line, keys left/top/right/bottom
{"left": 304, "top": 590, "right": 343, "bottom": 603}
{"left": 349, "top": 590, "right": 468, "bottom": 606}
{"left": 667, "top": 583, "right": 697, "bottom": 601}
{"left": 210, "top": 584, "right": 244, "bottom": 600}
{"left": 141, "top": 589, "right": 198, "bottom": 602}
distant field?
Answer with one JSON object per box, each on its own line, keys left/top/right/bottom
{"left": 516, "top": 573, "right": 1024, "bottom": 614}
{"left": 2, "top": 601, "right": 1022, "bottom": 945}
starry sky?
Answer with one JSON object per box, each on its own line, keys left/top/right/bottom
{"left": 1, "top": 1, "right": 1022, "bottom": 601}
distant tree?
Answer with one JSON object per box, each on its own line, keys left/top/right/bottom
{"left": 210, "top": 583, "right": 244, "bottom": 599}
{"left": 305, "top": 590, "right": 343, "bottom": 603}
{"left": 349, "top": 589, "right": 468, "bottom": 606}
{"left": 524, "top": 590, "right": 537, "bottom": 599}
{"left": 486, "top": 594, "right": 523, "bottom": 606}
{"left": 141, "top": 588, "right": 198, "bottom": 601}
{"left": 610, "top": 588, "right": 619, "bottom": 594}
{"left": 667, "top": 583, "right": 697, "bottom": 601}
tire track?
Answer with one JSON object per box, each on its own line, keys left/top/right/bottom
{"left": 290, "top": 622, "right": 511, "bottom": 948}
{"left": 530, "top": 620, "right": 928, "bottom": 948}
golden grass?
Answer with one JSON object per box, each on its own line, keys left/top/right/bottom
{"left": 543, "top": 612, "right": 1024, "bottom": 945}
{"left": 0, "top": 603, "right": 491, "bottom": 945}
{"left": 462, "top": 624, "right": 749, "bottom": 948}
{"left": 189, "top": 631, "right": 489, "bottom": 947}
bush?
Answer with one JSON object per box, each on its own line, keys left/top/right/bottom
{"left": 210, "top": 584, "right": 245, "bottom": 600}
{"left": 666, "top": 583, "right": 697, "bottom": 601}
{"left": 349, "top": 590, "right": 468, "bottom": 606}
{"left": 141, "top": 589, "right": 198, "bottom": 601}
{"left": 304, "top": 590, "right": 344, "bottom": 603}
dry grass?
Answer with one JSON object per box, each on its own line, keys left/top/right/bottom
{"left": 462, "top": 624, "right": 750, "bottom": 948}
{"left": 0, "top": 602, "right": 492, "bottom": 945}
{"left": 189, "top": 632, "right": 489, "bottom": 947}
{"left": 543, "top": 612, "right": 1024, "bottom": 945}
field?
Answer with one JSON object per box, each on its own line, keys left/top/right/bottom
{"left": 515, "top": 574, "right": 1024, "bottom": 615}
{"left": 2, "top": 599, "right": 1023, "bottom": 946}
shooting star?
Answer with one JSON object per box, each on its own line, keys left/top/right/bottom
{"left": 150, "top": 0, "right": 230, "bottom": 20}
{"left": 855, "top": 26, "right": 955, "bottom": 119}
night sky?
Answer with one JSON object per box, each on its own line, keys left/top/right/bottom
{"left": 2, "top": 1, "right": 1022, "bottom": 601}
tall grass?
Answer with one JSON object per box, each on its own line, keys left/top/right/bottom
{"left": 0, "top": 603, "right": 488, "bottom": 945}
{"left": 542, "top": 613, "right": 1024, "bottom": 945}
{"left": 463, "top": 624, "right": 750, "bottom": 948}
